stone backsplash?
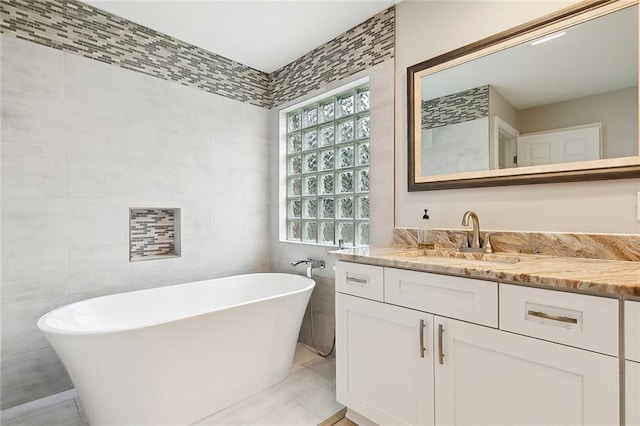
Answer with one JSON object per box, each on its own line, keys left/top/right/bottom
{"left": 393, "top": 227, "right": 640, "bottom": 262}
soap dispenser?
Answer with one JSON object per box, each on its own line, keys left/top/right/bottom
{"left": 418, "top": 209, "right": 435, "bottom": 249}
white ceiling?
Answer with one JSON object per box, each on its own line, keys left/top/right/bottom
{"left": 83, "top": 0, "right": 399, "bottom": 73}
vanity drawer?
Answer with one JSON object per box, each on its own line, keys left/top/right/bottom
{"left": 500, "top": 284, "right": 619, "bottom": 356}
{"left": 335, "top": 261, "right": 384, "bottom": 302}
{"left": 626, "top": 300, "right": 640, "bottom": 362}
{"left": 384, "top": 268, "right": 498, "bottom": 327}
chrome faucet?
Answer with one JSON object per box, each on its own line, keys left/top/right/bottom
{"left": 461, "top": 210, "right": 482, "bottom": 252}
{"left": 290, "top": 258, "right": 325, "bottom": 278}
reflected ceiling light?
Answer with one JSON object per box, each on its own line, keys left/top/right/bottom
{"left": 531, "top": 31, "right": 567, "bottom": 46}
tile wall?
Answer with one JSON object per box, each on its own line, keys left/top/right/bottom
{"left": 422, "top": 85, "right": 489, "bottom": 129}
{"left": 1, "top": 0, "right": 397, "bottom": 410}
{"left": 270, "top": 7, "right": 395, "bottom": 107}
{"left": 0, "top": 0, "right": 271, "bottom": 108}
{"left": 1, "top": 35, "right": 271, "bottom": 409}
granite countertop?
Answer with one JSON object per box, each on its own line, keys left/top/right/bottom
{"left": 330, "top": 246, "right": 640, "bottom": 297}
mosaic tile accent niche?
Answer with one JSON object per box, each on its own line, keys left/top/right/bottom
{"left": 129, "top": 208, "right": 181, "bottom": 261}
{"left": 422, "top": 85, "right": 489, "bottom": 129}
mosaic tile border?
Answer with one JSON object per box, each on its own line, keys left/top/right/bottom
{"left": 393, "top": 227, "right": 640, "bottom": 262}
{"left": 422, "top": 85, "right": 489, "bottom": 129}
{"left": 270, "top": 7, "right": 395, "bottom": 108}
{"left": 1, "top": 0, "right": 395, "bottom": 109}
{"left": 1, "top": 0, "right": 270, "bottom": 107}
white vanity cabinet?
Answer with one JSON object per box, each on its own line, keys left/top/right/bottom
{"left": 434, "top": 315, "right": 619, "bottom": 425}
{"left": 335, "top": 261, "right": 621, "bottom": 426}
{"left": 626, "top": 300, "right": 640, "bottom": 426}
{"left": 335, "top": 293, "right": 434, "bottom": 425}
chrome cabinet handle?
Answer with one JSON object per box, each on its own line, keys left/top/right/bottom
{"left": 527, "top": 310, "right": 578, "bottom": 324}
{"left": 438, "top": 324, "right": 445, "bottom": 365}
{"left": 346, "top": 276, "right": 367, "bottom": 284}
{"left": 419, "top": 319, "right": 426, "bottom": 358}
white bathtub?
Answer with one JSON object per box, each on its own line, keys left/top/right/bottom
{"left": 37, "top": 273, "right": 315, "bottom": 425}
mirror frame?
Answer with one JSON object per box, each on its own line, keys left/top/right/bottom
{"left": 407, "top": 0, "right": 640, "bottom": 191}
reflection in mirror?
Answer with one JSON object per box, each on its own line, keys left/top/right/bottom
{"left": 409, "top": 1, "right": 640, "bottom": 189}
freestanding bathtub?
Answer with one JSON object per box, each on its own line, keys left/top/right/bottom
{"left": 37, "top": 273, "right": 315, "bottom": 425}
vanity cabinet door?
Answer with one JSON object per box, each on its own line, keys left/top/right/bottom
{"left": 628, "top": 361, "right": 640, "bottom": 426}
{"left": 336, "top": 293, "right": 434, "bottom": 426}
{"left": 434, "top": 316, "right": 619, "bottom": 426}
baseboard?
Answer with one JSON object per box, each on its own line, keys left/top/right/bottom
{"left": 1, "top": 389, "right": 77, "bottom": 421}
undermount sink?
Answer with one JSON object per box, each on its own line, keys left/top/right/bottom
{"left": 395, "top": 249, "right": 520, "bottom": 266}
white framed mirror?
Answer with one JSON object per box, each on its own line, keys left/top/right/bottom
{"left": 408, "top": 0, "right": 639, "bottom": 191}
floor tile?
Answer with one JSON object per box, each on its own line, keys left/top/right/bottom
{"left": 3, "top": 400, "right": 83, "bottom": 426}
{"left": 295, "top": 379, "right": 344, "bottom": 420}
{"left": 269, "top": 364, "right": 330, "bottom": 401}
{"left": 302, "top": 355, "right": 336, "bottom": 380}
{"left": 293, "top": 343, "right": 320, "bottom": 366}
{"left": 193, "top": 386, "right": 285, "bottom": 425}
{"left": 248, "top": 401, "right": 322, "bottom": 425}
{"left": 7, "top": 344, "right": 338, "bottom": 426}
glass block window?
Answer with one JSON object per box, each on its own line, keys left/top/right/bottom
{"left": 286, "top": 85, "right": 370, "bottom": 246}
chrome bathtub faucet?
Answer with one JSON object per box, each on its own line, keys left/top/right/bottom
{"left": 290, "top": 258, "right": 325, "bottom": 278}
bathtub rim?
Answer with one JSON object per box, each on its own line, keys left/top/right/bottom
{"left": 37, "top": 273, "right": 315, "bottom": 336}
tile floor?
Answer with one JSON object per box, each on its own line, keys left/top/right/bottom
{"left": 2, "top": 343, "right": 344, "bottom": 426}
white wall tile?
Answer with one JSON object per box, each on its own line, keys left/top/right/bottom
{"left": 0, "top": 36, "right": 64, "bottom": 98}
{"left": 179, "top": 200, "right": 211, "bottom": 241}
{"left": 66, "top": 151, "right": 127, "bottom": 199}
{"left": 127, "top": 257, "right": 174, "bottom": 288}
{"left": 2, "top": 199, "right": 70, "bottom": 248}
{"left": 168, "top": 81, "right": 220, "bottom": 121}
{"left": 1, "top": 142, "right": 66, "bottom": 199}
{"left": 2, "top": 92, "right": 124, "bottom": 155}
{"left": 124, "top": 115, "right": 209, "bottom": 168}
{"left": 1, "top": 37, "right": 272, "bottom": 410}
{"left": 119, "top": 69, "right": 170, "bottom": 118}
{"left": 68, "top": 244, "right": 130, "bottom": 295}
{"left": 1, "top": 94, "right": 68, "bottom": 148}
{"left": 171, "top": 164, "right": 217, "bottom": 201}
{"left": 64, "top": 51, "right": 124, "bottom": 110}
{"left": 171, "top": 238, "right": 237, "bottom": 281}
{"left": 1, "top": 294, "right": 84, "bottom": 357}
{"left": 1, "top": 247, "right": 68, "bottom": 303}
{"left": 1, "top": 348, "right": 71, "bottom": 409}
{"left": 60, "top": 103, "right": 125, "bottom": 155}
{"left": 209, "top": 204, "right": 246, "bottom": 244}
{"left": 65, "top": 199, "right": 125, "bottom": 247}
{"left": 124, "top": 158, "right": 172, "bottom": 200}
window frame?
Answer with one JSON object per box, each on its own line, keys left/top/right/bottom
{"left": 278, "top": 77, "right": 370, "bottom": 246}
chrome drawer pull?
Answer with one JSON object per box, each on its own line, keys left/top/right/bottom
{"left": 419, "top": 319, "right": 426, "bottom": 358}
{"left": 437, "top": 324, "right": 445, "bottom": 365}
{"left": 527, "top": 310, "right": 578, "bottom": 324}
{"left": 346, "top": 276, "right": 367, "bottom": 284}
